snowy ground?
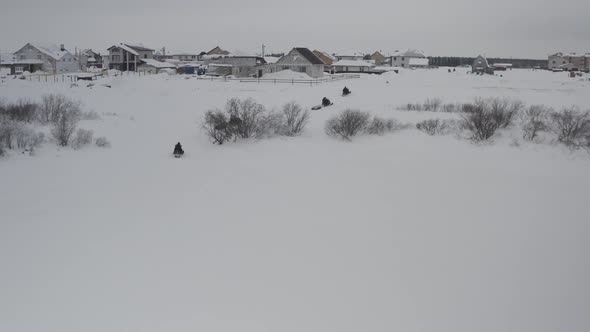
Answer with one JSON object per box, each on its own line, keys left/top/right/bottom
{"left": 1, "top": 68, "right": 589, "bottom": 332}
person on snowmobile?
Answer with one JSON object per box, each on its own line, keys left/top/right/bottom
{"left": 342, "top": 86, "right": 351, "bottom": 96}
{"left": 322, "top": 97, "right": 331, "bottom": 107}
{"left": 173, "top": 142, "right": 184, "bottom": 156}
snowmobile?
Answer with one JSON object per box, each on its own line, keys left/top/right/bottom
{"left": 342, "top": 87, "right": 351, "bottom": 96}
{"left": 173, "top": 142, "right": 184, "bottom": 158}
{"left": 312, "top": 97, "right": 334, "bottom": 110}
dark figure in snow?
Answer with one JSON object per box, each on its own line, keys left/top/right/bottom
{"left": 342, "top": 87, "right": 351, "bottom": 96}
{"left": 173, "top": 142, "right": 184, "bottom": 156}
{"left": 322, "top": 97, "right": 332, "bottom": 107}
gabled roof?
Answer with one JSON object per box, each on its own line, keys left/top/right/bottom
{"left": 15, "top": 43, "right": 71, "bottom": 60}
{"left": 207, "top": 46, "right": 230, "bottom": 55}
{"left": 293, "top": 48, "right": 324, "bottom": 65}
{"left": 391, "top": 49, "right": 426, "bottom": 58}
{"left": 108, "top": 43, "right": 154, "bottom": 55}
{"left": 313, "top": 50, "right": 337, "bottom": 62}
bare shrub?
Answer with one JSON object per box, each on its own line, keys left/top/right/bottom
{"left": 489, "top": 98, "right": 523, "bottom": 128}
{"left": 280, "top": 102, "right": 309, "bottom": 136}
{"left": 423, "top": 98, "right": 442, "bottom": 112}
{"left": 203, "top": 110, "right": 232, "bottom": 144}
{"left": 40, "top": 94, "right": 71, "bottom": 124}
{"left": 51, "top": 105, "right": 81, "bottom": 146}
{"left": 81, "top": 110, "right": 101, "bottom": 120}
{"left": 520, "top": 105, "right": 550, "bottom": 141}
{"left": 71, "top": 128, "right": 94, "bottom": 149}
{"left": 416, "top": 119, "right": 454, "bottom": 135}
{"left": 365, "top": 117, "right": 387, "bottom": 135}
{"left": 0, "top": 116, "right": 18, "bottom": 150}
{"left": 401, "top": 103, "right": 423, "bottom": 111}
{"left": 0, "top": 100, "right": 38, "bottom": 123}
{"left": 14, "top": 123, "right": 44, "bottom": 151}
{"left": 226, "top": 98, "right": 268, "bottom": 139}
{"left": 95, "top": 136, "right": 111, "bottom": 148}
{"left": 549, "top": 107, "right": 590, "bottom": 148}
{"left": 460, "top": 99, "right": 501, "bottom": 141}
{"left": 442, "top": 103, "right": 458, "bottom": 113}
{"left": 325, "top": 110, "right": 371, "bottom": 140}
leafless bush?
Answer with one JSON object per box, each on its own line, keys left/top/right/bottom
{"left": 460, "top": 99, "right": 501, "bottom": 141}
{"left": 14, "top": 123, "right": 44, "bottom": 151}
{"left": 0, "top": 100, "right": 39, "bottom": 123}
{"left": 226, "top": 98, "right": 268, "bottom": 139}
{"left": 416, "top": 119, "right": 453, "bottom": 135}
{"left": 0, "top": 117, "right": 16, "bottom": 150}
{"left": 325, "top": 110, "right": 371, "bottom": 140}
{"left": 442, "top": 103, "right": 458, "bottom": 113}
{"left": 548, "top": 107, "right": 590, "bottom": 148}
{"left": 71, "top": 128, "right": 94, "bottom": 149}
{"left": 423, "top": 98, "right": 442, "bottom": 112}
{"left": 365, "top": 116, "right": 387, "bottom": 135}
{"left": 81, "top": 110, "right": 101, "bottom": 120}
{"left": 95, "top": 136, "right": 111, "bottom": 148}
{"left": 40, "top": 94, "right": 72, "bottom": 124}
{"left": 520, "top": 105, "right": 550, "bottom": 141}
{"left": 489, "top": 98, "right": 523, "bottom": 128}
{"left": 280, "top": 102, "right": 309, "bottom": 136}
{"left": 401, "top": 103, "right": 423, "bottom": 111}
{"left": 51, "top": 105, "right": 81, "bottom": 146}
{"left": 202, "top": 110, "right": 232, "bottom": 144}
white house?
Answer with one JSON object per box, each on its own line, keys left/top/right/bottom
{"left": 408, "top": 57, "right": 429, "bottom": 68}
{"left": 390, "top": 50, "right": 427, "bottom": 68}
{"left": 13, "top": 43, "right": 79, "bottom": 74}
{"left": 268, "top": 48, "right": 325, "bottom": 78}
{"left": 332, "top": 59, "right": 375, "bottom": 73}
{"left": 137, "top": 59, "right": 177, "bottom": 74}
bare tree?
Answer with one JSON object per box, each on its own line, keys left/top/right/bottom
{"left": 460, "top": 99, "right": 501, "bottom": 141}
{"left": 71, "top": 128, "right": 94, "bottom": 149}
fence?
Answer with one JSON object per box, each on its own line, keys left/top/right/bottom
{"left": 197, "top": 74, "right": 360, "bottom": 86}
{"left": 8, "top": 70, "right": 150, "bottom": 84}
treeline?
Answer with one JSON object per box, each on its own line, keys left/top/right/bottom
{"left": 428, "top": 56, "right": 548, "bottom": 69}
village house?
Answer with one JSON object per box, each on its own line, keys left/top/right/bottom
{"left": 79, "top": 49, "right": 103, "bottom": 70}
{"left": 472, "top": 55, "right": 494, "bottom": 75}
{"left": 0, "top": 52, "right": 43, "bottom": 75}
{"left": 207, "top": 56, "right": 267, "bottom": 77}
{"left": 107, "top": 44, "right": 155, "bottom": 71}
{"left": 335, "top": 53, "right": 365, "bottom": 61}
{"left": 204, "top": 46, "right": 231, "bottom": 59}
{"left": 390, "top": 50, "right": 427, "bottom": 68}
{"left": 332, "top": 59, "right": 375, "bottom": 73}
{"left": 137, "top": 59, "right": 177, "bottom": 74}
{"left": 313, "top": 50, "right": 337, "bottom": 73}
{"left": 13, "top": 43, "right": 79, "bottom": 74}
{"left": 370, "top": 51, "right": 386, "bottom": 66}
{"left": 268, "top": 48, "right": 325, "bottom": 78}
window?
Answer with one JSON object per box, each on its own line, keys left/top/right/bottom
{"left": 144, "top": 54, "right": 147, "bottom": 59}
{"left": 402, "top": 57, "right": 405, "bottom": 61}
{"left": 393, "top": 57, "right": 397, "bottom": 61}
{"left": 15, "top": 66, "right": 24, "bottom": 73}
{"left": 19, "top": 55, "right": 25, "bottom": 60}
{"left": 37, "top": 55, "right": 42, "bottom": 60}
{"left": 112, "top": 55, "right": 121, "bottom": 62}
{"left": 299, "top": 66, "right": 306, "bottom": 72}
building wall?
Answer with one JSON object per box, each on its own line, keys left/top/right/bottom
{"left": 273, "top": 49, "right": 324, "bottom": 78}
{"left": 548, "top": 54, "right": 566, "bottom": 70}
{"left": 14, "top": 44, "right": 78, "bottom": 74}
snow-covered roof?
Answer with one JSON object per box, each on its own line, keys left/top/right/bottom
{"left": 315, "top": 50, "right": 337, "bottom": 62}
{"left": 29, "top": 43, "right": 70, "bottom": 60}
{"left": 493, "top": 63, "right": 513, "bottom": 67}
{"left": 140, "top": 59, "right": 176, "bottom": 68}
{"left": 391, "top": 49, "right": 426, "bottom": 58}
{"left": 264, "top": 56, "right": 280, "bottom": 64}
{"left": 408, "top": 58, "right": 429, "bottom": 66}
{"left": 332, "top": 60, "right": 375, "bottom": 67}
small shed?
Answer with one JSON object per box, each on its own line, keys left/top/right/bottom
{"left": 137, "top": 59, "right": 176, "bottom": 74}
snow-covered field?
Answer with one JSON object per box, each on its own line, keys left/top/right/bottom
{"left": 1, "top": 68, "right": 589, "bottom": 332}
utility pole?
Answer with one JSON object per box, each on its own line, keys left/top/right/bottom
{"left": 262, "top": 44, "right": 265, "bottom": 58}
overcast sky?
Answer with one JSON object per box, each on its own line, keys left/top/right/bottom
{"left": 1, "top": 0, "right": 588, "bottom": 58}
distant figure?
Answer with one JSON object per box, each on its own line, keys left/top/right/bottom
{"left": 173, "top": 142, "right": 184, "bottom": 157}
{"left": 342, "top": 86, "right": 351, "bottom": 96}
{"left": 453, "top": 68, "right": 456, "bottom": 72}
{"left": 322, "top": 97, "right": 332, "bottom": 107}
{"left": 448, "top": 69, "right": 451, "bottom": 73}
